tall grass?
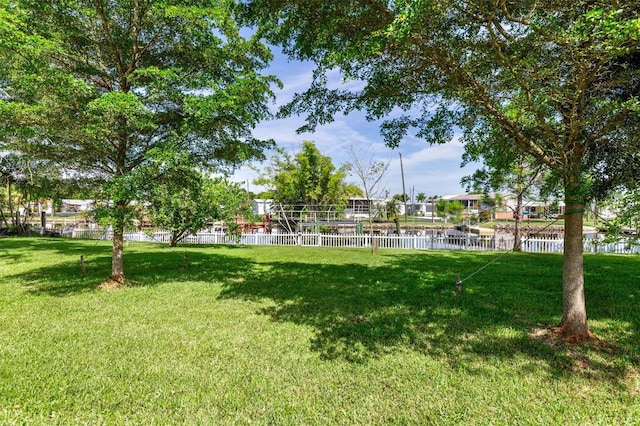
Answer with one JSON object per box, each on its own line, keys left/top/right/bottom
{"left": 0, "top": 238, "right": 638, "bottom": 424}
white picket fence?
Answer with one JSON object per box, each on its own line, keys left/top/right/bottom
{"left": 65, "top": 228, "right": 640, "bottom": 255}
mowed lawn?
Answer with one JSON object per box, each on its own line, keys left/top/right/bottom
{"left": 0, "top": 238, "right": 638, "bottom": 425}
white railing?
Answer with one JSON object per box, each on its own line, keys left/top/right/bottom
{"left": 65, "top": 229, "right": 640, "bottom": 255}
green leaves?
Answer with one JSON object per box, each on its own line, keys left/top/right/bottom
{"left": 1, "top": 1, "right": 278, "bottom": 277}
{"left": 575, "top": 7, "right": 640, "bottom": 56}
{"left": 84, "top": 92, "right": 155, "bottom": 137}
{"left": 255, "top": 141, "right": 352, "bottom": 210}
{"left": 601, "top": 189, "right": 640, "bottom": 246}
{"left": 434, "top": 198, "right": 464, "bottom": 224}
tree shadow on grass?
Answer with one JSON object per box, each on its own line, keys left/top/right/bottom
{"left": 3, "top": 239, "right": 255, "bottom": 297}
{"left": 217, "top": 250, "right": 640, "bottom": 384}
{"left": 5, "top": 238, "right": 639, "bottom": 384}
{"left": 0, "top": 237, "right": 85, "bottom": 264}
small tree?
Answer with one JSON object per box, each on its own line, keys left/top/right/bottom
{"left": 435, "top": 199, "right": 464, "bottom": 224}
{"left": 345, "top": 144, "right": 390, "bottom": 231}
{"left": 0, "top": 153, "right": 22, "bottom": 230}
{"left": 463, "top": 149, "right": 550, "bottom": 251}
{"left": 209, "top": 179, "right": 257, "bottom": 242}
{"left": 0, "top": 152, "right": 65, "bottom": 233}
{"left": 386, "top": 197, "right": 400, "bottom": 220}
{"left": 602, "top": 189, "right": 640, "bottom": 246}
{"left": 254, "top": 141, "right": 352, "bottom": 214}
{"left": 141, "top": 151, "right": 255, "bottom": 246}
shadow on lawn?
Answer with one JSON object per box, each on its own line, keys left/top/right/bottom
{"left": 217, "top": 250, "right": 640, "bottom": 382}
{"left": 2, "top": 238, "right": 254, "bottom": 297}
{"left": 5, "top": 238, "right": 638, "bottom": 382}
{"left": 0, "top": 237, "right": 83, "bottom": 264}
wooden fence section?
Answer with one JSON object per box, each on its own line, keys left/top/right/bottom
{"left": 66, "top": 229, "right": 640, "bottom": 255}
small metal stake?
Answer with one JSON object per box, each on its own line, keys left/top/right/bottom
{"left": 81, "top": 255, "right": 86, "bottom": 274}
{"left": 455, "top": 275, "right": 462, "bottom": 294}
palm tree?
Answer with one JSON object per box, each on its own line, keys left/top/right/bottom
{"left": 386, "top": 198, "right": 400, "bottom": 220}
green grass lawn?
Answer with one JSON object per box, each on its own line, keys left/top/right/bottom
{"left": 0, "top": 238, "right": 638, "bottom": 424}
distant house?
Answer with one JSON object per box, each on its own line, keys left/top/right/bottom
{"left": 344, "top": 196, "right": 388, "bottom": 219}
{"left": 406, "top": 201, "right": 439, "bottom": 220}
{"left": 252, "top": 199, "right": 274, "bottom": 217}
{"left": 61, "top": 199, "right": 95, "bottom": 213}
{"left": 494, "top": 195, "right": 564, "bottom": 219}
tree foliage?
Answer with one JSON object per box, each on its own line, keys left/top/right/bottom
{"left": 0, "top": 151, "right": 67, "bottom": 232}
{"left": 435, "top": 199, "right": 464, "bottom": 224}
{"left": 141, "top": 152, "right": 254, "bottom": 246}
{"left": 601, "top": 189, "right": 640, "bottom": 246}
{"left": 254, "top": 140, "right": 351, "bottom": 211}
{"left": 462, "top": 134, "right": 553, "bottom": 251}
{"left": 0, "top": 1, "right": 277, "bottom": 282}
{"left": 244, "top": 0, "right": 640, "bottom": 340}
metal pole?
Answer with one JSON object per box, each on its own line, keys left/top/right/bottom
{"left": 399, "top": 152, "right": 408, "bottom": 222}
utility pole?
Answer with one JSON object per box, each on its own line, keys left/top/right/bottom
{"left": 399, "top": 152, "right": 408, "bottom": 222}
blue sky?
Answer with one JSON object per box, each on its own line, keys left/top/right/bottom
{"left": 231, "top": 48, "right": 479, "bottom": 199}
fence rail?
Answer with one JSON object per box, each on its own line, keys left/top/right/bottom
{"left": 64, "top": 229, "right": 640, "bottom": 255}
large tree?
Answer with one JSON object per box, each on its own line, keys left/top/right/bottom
{"left": 0, "top": 1, "right": 276, "bottom": 284}
{"left": 245, "top": 0, "right": 640, "bottom": 340}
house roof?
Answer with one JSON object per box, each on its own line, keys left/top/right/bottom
{"left": 443, "top": 193, "right": 488, "bottom": 201}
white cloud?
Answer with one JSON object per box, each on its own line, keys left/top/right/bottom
{"left": 243, "top": 119, "right": 478, "bottom": 197}
{"left": 235, "top": 47, "right": 481, "bottom": 198}
{"left": 402, "top": 139, "right": 466, "bottom": 166}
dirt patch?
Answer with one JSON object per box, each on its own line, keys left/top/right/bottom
{"left": 97, "top": 278, "right": 127, "bottom": 290}
{"left": 529, "top": 327, "right": 566, "bottom": 349}
{"left": 529, "top": 327, "right": 619, "bottom": 372}
{"left": 529, "top": 326, "right": 611, "bottom": 350}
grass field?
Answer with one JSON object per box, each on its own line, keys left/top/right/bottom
{"left": 0, "top": 237, "right": 638, "bottom": 424}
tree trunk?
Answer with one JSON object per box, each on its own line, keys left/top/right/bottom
{"left": 560, "top": 187, "right": 590, "bottom": 340}
{"left": 0, "top": 205, "right": 7, "bottom": 227}
{"left": 513, "top": 191, "right": 523, "bottom": 252}
{"left": 367, "top": 197, "right": 374, "bottom": 235}
{"left": 7, "top": 182, "right": 14, "bottom": 228}
{"left": 111, "top": 225, "right": 125, "bottom": 283}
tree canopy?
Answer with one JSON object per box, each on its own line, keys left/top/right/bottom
{"left": 254, "top": 140, "right": 352, "bottom": 211}
{"left": 140, "top": 153, "right": 255, "bottom": 247}
{"left": 245, "top": 0, "right": 640, "bottom": 340}
{"left": 0, "top": 1, "right": 277, "bottom": 283}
